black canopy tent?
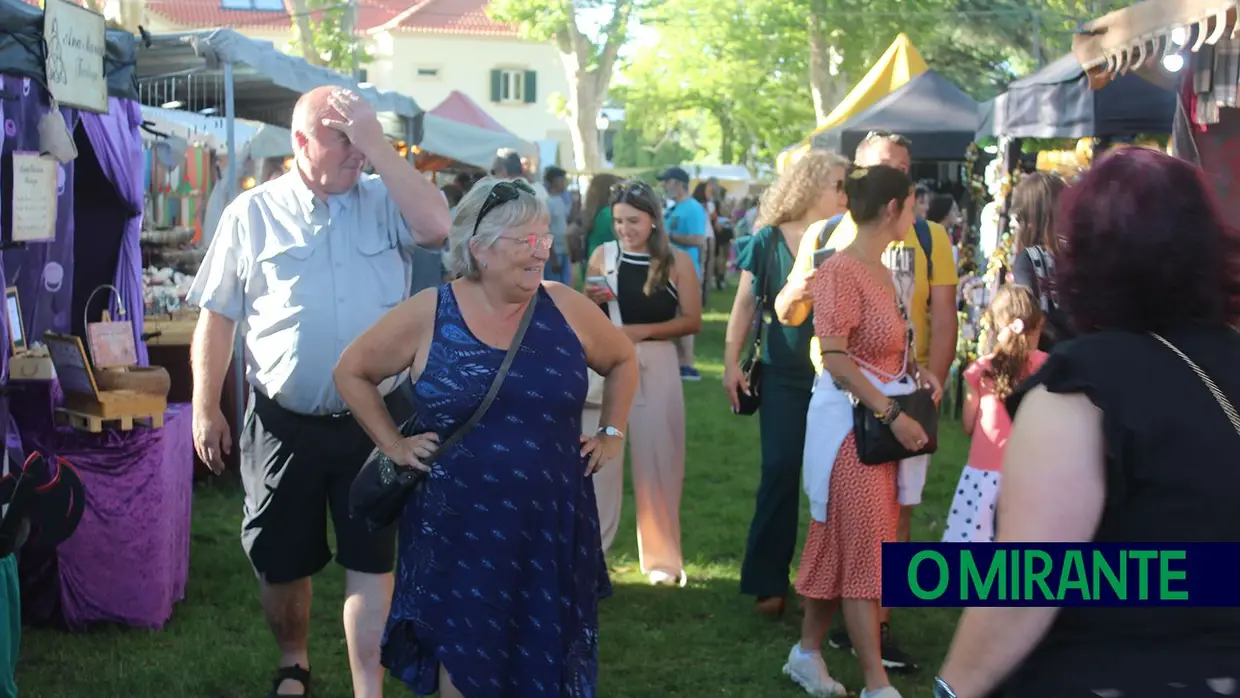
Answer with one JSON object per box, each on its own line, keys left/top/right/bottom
{"left": 978, "top": 52, "right": 1176, "bottom": 139}
{"left": 812, "top": 69, "right": 981, "bottom": 160}
{"left": 0, "top": 0, "right": 138, "bottom": 101}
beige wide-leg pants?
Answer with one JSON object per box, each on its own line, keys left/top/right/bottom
{"left": 584, "top": 340, "right": 686, "bottom": 576}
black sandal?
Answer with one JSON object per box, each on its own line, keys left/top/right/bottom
{"left": 267, "top": 664, "right": 311, "bottom": 698}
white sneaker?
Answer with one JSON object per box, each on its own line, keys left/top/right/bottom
{"left": 647, "top": 570, "right": 686, "bottom": 587}
{"left": 860, "top": 687, "right": 903, "bottom": 698}
{"left": 782, "top": 644, "right": 847, "bottom": 697}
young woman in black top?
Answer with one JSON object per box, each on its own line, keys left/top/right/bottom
{"left": 583, "top": 179, "right": 702, "bottom": 587}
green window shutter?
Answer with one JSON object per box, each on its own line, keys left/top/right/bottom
{"left": 490, "top": 69, "right": 502, "bottom": 103}
{"left": 523, "top": 70, "right": 537, "bottom": 104}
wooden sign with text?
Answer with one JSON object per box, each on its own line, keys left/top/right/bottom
{"left": 43, "top": 0, "right": 108, "bottom": 114}
{"left": 11, "top": 153, "right": 57, "bottom": 242}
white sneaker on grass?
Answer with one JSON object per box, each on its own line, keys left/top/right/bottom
{"left": 860, "top": 686, "right": 903, "bottom": 698}
{"left": 782, "top": 644, "right": 846, "bottom": 697}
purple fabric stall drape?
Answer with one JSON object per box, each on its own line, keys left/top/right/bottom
{"left": 0, "top": 95, "right": 9, "bottom": 458}
{"left": 0, "top": 75, "right": 76, "bottom": 342}
{"left": 13, "top": 381, "right": 192, "bottom": 630}
{"left": 80, "top": 98, "right": 147, "bottom": 366}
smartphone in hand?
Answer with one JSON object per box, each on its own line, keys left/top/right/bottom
{"left": 585, "top": 276, "right": 614, "bottom": 301}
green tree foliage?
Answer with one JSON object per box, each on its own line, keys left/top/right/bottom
{"left": 621, "top": 0, "right": 1115, "bottom": 166}
{"left": 488, "top": 0, "right": 637, "bottom": 171}
{"left": 617, "top": 0, "right": 817, "bottom": 169}
{"left": 285, "top": 0, "right": 371, "bottom": 75}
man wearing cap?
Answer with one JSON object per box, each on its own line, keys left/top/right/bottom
{"left": 659, "top": 166, "right": 708, "bottom": 381}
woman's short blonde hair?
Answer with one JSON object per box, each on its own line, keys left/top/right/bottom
{"left": 445, "top": 177, "right": 549, "bottom": 280}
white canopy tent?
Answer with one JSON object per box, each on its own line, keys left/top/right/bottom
{"left": 418, "top": 113, "right": 534, "bottom": 169}
{"left": 139, "top": 105, "right": 293, "bottom": 159}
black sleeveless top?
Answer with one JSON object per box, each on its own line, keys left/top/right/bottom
{"left": 1001, "top": 325, "right": 1240, "bottom": 696}
{"left": 599, "top": 250, "right": 679, "bottom": 325}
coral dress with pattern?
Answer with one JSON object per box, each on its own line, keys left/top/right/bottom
{"left": 381, "top": 284, "right": 612, "bottom": 698}
{"left": 795, "top": 254, "right": 908, "bottom": 601}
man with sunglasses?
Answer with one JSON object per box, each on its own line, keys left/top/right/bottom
{"left": 188, "top": 86, "right": 449, "bottom": 698}
{"left": 776, "top": 130, "right": 959, "bottom": 674}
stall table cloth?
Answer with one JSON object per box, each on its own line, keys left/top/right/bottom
{"left": 11, "top": 380, "right": 192, "bottom": 630}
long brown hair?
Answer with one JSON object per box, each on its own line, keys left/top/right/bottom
{"left": 611, "top": 179, "right": 675, "bottom": 296}
{"left": 981, "top": 285, "right": 1043, "bottom": 401}
{"left": 1012, "top": 172, "right": 1066, "bottom": 256}
{"left": 756, "top": 151, "right": 850, "bottom": 230}
{"left": 582, "top": 173, "right": 621, "bottom": 231}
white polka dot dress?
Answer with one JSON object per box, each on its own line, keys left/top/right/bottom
{"left": 941, "top": 465, "right": 1001, "bottom": 543}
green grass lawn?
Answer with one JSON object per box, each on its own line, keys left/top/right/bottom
{"left": 18, "top": 282, "right": 968, "bottom": 697}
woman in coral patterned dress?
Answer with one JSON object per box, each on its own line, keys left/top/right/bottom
{"left": 782, "top": 165, "right": 939, "bottom": 698}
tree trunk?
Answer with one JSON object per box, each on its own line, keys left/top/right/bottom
{"left": 562, "top": 56, "right": 603, "bottom": 172}
{"left": 285, "top": 0, "right": 326, "bottom": 66}
{"left": 807, "top": 11, "right": 845, "bottom": 126}
{"left": 551, "top": 0, "right": 630, "bottom": 173}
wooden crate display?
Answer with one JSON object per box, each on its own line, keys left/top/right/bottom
{"left": 44, "top": 332, "right": 168, "bottom": 434}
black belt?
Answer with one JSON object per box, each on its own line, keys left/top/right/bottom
{"left": 252, "top": 388, "right": 402, "bottom": 421}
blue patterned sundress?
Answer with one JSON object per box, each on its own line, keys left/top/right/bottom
{"left": 381, "top": 283, "right": 613, "bottom": 698}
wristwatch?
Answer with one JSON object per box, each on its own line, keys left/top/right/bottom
{"left": 597, "top": 426, "right": 624, "bottom": 439}
{"left": 933, "top": 677, "right": 958, "bottom": 698}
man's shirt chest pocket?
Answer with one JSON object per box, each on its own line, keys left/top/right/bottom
{"left": 353, "top": 229, "right": 407, "bottom": 309}
{"left": 254, "top": 240, "right": 319, "bottom": 309}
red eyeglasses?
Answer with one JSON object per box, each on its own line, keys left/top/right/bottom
{"left": 499, "top": 233, "right": 554, "bottom": 251}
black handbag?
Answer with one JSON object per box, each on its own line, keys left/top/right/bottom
{"left": 849, "top": 281, "right": 939, "bottom": 465}
{"left": 348, "top": 293, "right": 538, "bottom": 532}
{"left": 853, "top": 388, "right": 939, "bottom": 465}
{"left": 734, "top": 228, "right": 779, "bottom": 416}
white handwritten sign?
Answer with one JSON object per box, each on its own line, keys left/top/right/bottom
{"left": 12, "top": 153, "right": 58, "bottom": 242}
{"left": 44, "top": 0, "right": 108, "bottom": 114}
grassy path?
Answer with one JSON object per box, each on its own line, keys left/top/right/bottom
{"left": 19, "top": 283, "right": 967, "bottom": 697}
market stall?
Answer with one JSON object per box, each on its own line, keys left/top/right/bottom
{"left": 810, "top": 69, "right": 981, "bottom": 161}
{"left": 137, "top": 105, "right": 296, "bottom": 327}
{"left": 134, "top": 28, "right": 424, "bottom": 475}
{"left": 0, "top": 0, "right": 193, "bottom": 630}
{"left": 978, "top": 51, "right": 1176, "bottom": 140}
{"left": 417, "top": 90, "right": 535, "bottom": 172}
{"left": 1072, "top": 0, "right": 1240, "bottom": 223}
{"left": 777, "top": 33, "right": 929, "bottom": 172}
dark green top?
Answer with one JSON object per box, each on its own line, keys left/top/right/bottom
{"left": 585, "top": 208, "right": 615, "bottom": 260}
{"left": 734, "top": 226, "right": 816, "bottom": 384}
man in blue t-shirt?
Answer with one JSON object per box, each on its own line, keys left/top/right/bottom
{"left": 658, "top": 166, "right": 707, "bottom": 380}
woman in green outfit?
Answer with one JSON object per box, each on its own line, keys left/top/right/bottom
{"left": 723, "top": 151, "right": 850, "bottom": 617}
{"left": 580, "top": 173, "right": 621, "bottom": 279}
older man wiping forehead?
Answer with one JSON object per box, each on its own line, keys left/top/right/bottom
{"left": 187, "top": 86, "right": 448, "bottom": 698}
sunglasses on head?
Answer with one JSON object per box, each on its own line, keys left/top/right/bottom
{"left": 473, "top": 179, "right": 536, "bottom": 238}
{"left": 862, "top": 130, "right": 913, "bottom": 149}
{"left": 609, "top": 179, "right": 655, "bottom": 205}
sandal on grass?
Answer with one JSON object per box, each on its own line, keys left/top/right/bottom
{"left": 268, "top": 664, "right": 311, "bottom": 698}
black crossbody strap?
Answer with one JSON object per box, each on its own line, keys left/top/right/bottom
{"left": 427, "top": 292, "right": 538, "bottom": 462}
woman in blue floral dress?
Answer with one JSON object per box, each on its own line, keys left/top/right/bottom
{"left": 335, "top": 178, "right": 639, "bottom": 698}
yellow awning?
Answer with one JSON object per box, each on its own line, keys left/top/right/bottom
{"left": 778, "top": 33, "right": 929, "bottom": 172}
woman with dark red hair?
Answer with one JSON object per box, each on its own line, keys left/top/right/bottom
{"left": 933, "top": 147, "right": 1240, "bottom": 698}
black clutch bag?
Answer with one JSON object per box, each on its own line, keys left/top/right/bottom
{"left": 349, "top": 293, "right": 537, "bottom": 532}
{"left": 853, "top": 388, "right": 939, "bottom": 465}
